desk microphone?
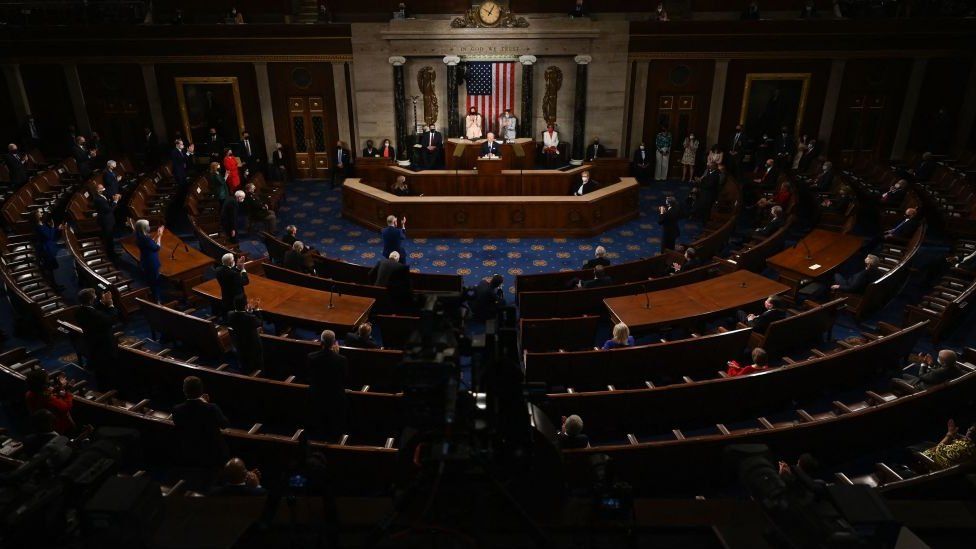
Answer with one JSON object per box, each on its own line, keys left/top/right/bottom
{"left": 643, "top": 283, "right": 651, "bottom": 309}
{"left": 328, "top": 283, "right": 336, "bottom": 309}
{"left": 170, "top": 240, "right": 180, "bottom": 260}
{"left": 792, "top": 238, "right": 813, "bottom": 261}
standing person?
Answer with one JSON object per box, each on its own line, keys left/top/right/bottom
{"left": 694, "top": 161, "right": 721, "bottom": 223}
{"left": 170, "top": 139, "right": 190, "bottom": 189}
{"left": 706, "top": 144, "right": 724, "bottom": 167}
{"left": 220, "top": 191, "right": 244, "bottom": 243}
{"left": 222, "top": 148, "right": 241, "bottom": 194}
{"left": 239, "top": 130, "right": 257, "bottom": 171}
{"left": 208, "top": 161, "right": 228, "bottom": 205}
{"left": 226, "top": 297, "right": 264, "bottom": 375}
{"left": 205, "top": 128, "right": 224, "bottom": 161}
{"left": 24, "top": 369, "right": 75, "bottom": 435}
{"left": 134, "top": 219, "right": 164, "bottom": 303}
{"left": 542, "top": 124, "right": 560, "bottom": 168}
{"left": 71, "top": 135, "right": 93, "bottom": 178}
{"left": 172, "top": 376, "right": 230, "bottom": 469}
{"left": 498, "top": 108, "right": 517, "bottom": 141}
{"left": 680, "top": 132, "right": 700, "bottom": 182}
{"left": 632, "top": 142, "right": 651, "bottom": 183}
{"left": 76, "top": 288, "right": 118, "bottom": 389}
{"left": 331, "top": 140, "right": 350, "bottom": 189}
{"left": 654, "top": 125, "right": 672, "bottom": 182}
{"left": 658, "top": 196, "right": 681, "bottom": 253}
{"left": 3, "top": 143, "right": 28, "bottom": 189}
{"left": 369, "top": 251, "right": 413, "bottom": 310}
{"left": 34, "top": 210, "right": 63, "bottom": 290}
{"left": 465, "top": 107, "right": 483, "bottom": 140}
{"left": 306, "top": 330, "right": 348, "bottom": 438}
{"left": 215, "top": 253, "right": 250, "bottom": 316}
{"left": 92, "top": 181, "right": 120, "bottom": 260}
{"left": 480, "top": 132, "right": 502, "bottom": 157}
{"left": 381, "top": 215, "right": 407, "bottom": 263}
{"left": 270, "top": 143, "right": 286, "bottom": 182}
{"left": 728, "top": 123, "right": 746, "bottom": 175}
{"left": 420, "top": 124, "right": 443, "bottom": 169}
{"left": 379, "top": 138, "right": 396, "bottom": 160}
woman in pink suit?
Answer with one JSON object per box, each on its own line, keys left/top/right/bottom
{"left": 223, "top": 148, "right": 241, "bottom": 193}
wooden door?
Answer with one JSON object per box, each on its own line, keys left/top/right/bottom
{"left": 288, "top": 96, "right": 329, "bottom": 179}
{"left": 838, "top": 95, "right": 887, "bottom": 166}
{"left": 655, "top": 95, "right": 700, "bottom": 174}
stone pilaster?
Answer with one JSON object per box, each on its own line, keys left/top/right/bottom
{"left": 705, "top": 60, "right": 729, "bottom": 149}
{"left": 571, "top": 55, "right": 591, "bottom": 163}
{"left": 63, "top": 64, "right": 92, "bottom": 136}
{"left": 890, "top": 58, "right": 927, "bottom": 160}
{"left": 140, "top": 64, "right": 168, "bottom": 140}
{"left": 390, "top": 56, "right": 407, "bottom": 160}
{"left": 817, "top": 59, "right": 846, "bottom": 145}
{"left": 253, "top": 62, "right": 278, "bottom": 158}
{"left": 518, "top": 55, "right": 537, "bottom": 139}
{"left": 444, "top": 55, "right": 461, "bottom": 139}
{"left": 1, "top": 64, "right": 31, "bottom": 124}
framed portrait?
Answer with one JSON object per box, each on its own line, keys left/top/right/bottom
{"left": 739, "top": 73, "right": 811, "bottom": 137}
{"left": 175, "top": 77, "right": 245, "bottom": 145}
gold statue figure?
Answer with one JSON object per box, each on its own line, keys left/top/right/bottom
{"left": 417, "top": 67, "right": 438, "bottom": 126}
{"left": 543, "top": 66, "right": 563, "bottom": 126}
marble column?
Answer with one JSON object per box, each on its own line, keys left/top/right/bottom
{"left": 1, "top": 64, "right": 31, "bottom": 124}
{"left": 625, "top": 61, "right": 649, "bottom": 153}
{"left": 63, "top": 64, "right": 92, "bottom": 136}
{"left": 953, "top": 58, "right": 976, "bottom": 152}
{"left": 444, "top": 55, "right": 461, "bottom": 140}
{"left": 390, "top": 56, "right": 407, "bottom": 161}
{"left": 817, "top": 59, "right": 847, "bottom": 144}
{"left": 331, "top": 61, "right": 352, "bottom": 149}
{"left": 890, "top": 58, "right": 928, "bottom": 160}
{"left": 253, "top": 62, "right": 278, "bottom": 158}
{"left": 571, "top": 55, "right": 591, "bottom": 163}
{"left": 705, "top": 60, "right": 729, "bottom": 149}
{"left": 518, "top": 55, "right": 537, "bottom": 139}
{"left": 140, "top": 64, "right": 167, "bottom": 140}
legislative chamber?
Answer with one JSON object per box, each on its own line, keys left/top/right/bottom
{"left": 1, "top": 2, "right": 975, "bottom": 548}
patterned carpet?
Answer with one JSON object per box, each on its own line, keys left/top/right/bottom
{"left": 248, "top": 179, "right": 703, "bottom": 295}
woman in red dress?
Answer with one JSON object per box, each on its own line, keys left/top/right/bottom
{"left": 223, "top": 148, "right": 241, "bottom": 193}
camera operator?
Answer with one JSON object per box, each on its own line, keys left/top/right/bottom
{"left": 467, "top": 274, "right": 506, "bottom": 321}
{"left": 25, "top": 369, "right": 75, "bottom": 435}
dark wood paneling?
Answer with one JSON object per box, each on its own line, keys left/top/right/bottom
{"left": 641, "top": 59, "right": 715, "bottom": 149}
{"left": 19, "top": 64, "right": 76, "bottom": 156}
{"left": 908, "top": 57, "right": 972, "bottom": 154}
{"left": 78, "top": 64, "right": 151, "bottom": 157}
{"left": 267, "top": 62, "right": 340, "bottom": 177}
{"left": 153, "top": 63, "right": 265, "bottom": 158}
{"left": 829, "top": 58, "right": 910, "bottom": 159}
{"left": 0, "top": 70, "right": 19, "bottom": 147}
{"left": 719, "top": 59, "right": 831, "bottom": 144}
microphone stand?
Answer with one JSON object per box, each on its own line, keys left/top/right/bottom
{"left": 643, "top": 283, "right": 651, "bottom": 309}
{"left": 170, "top": 240, "right": 180, "bottom": 260}
{"left": 793, "top": 236, "right": 813, "bottom": 261}
{"left": 328, "top": 283, "right": 336, "bottom": 309}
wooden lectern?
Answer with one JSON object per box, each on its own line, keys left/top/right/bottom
{"left": 475, "top": 157, "right": 504, "bottom": 176}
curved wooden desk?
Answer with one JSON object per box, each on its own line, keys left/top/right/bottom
{"left": 363, "top": 164, "right": 593, "bottom": 196}
{"left": 121, "top": 231, "right": 213, "bottom": 297}
{"left": 342, "top": 178, "right": 640, "bottom": 238}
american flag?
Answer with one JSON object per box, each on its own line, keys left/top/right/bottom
{"left": 465, "top": 62, "right": 515, "bottom": 135}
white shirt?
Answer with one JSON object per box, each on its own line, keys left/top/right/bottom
{"left": 543, "top": 130, "right": 559, "bottom": 148}
{"left": 575, "top": 179, "right": 589, "bottom": 196}
{"left": 465, "top": 114, "right": 483, "bottom": 139}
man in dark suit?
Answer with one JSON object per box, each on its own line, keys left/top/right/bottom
{"left": 693, "top": 161, "right": 721, "bottom": 222}
{"left": 580, "top": 265, "right": 614, "bottom": 288}
{"left": 480, "top": 132, "right": 502, "bottom": 157}
{"left": 215, "top": 252, "right": 250, "bottom": 315}
{"left": 76, "top": 288, "right": 118, "bottom": 389}
{"left": 728, "top": 124, "right": 746, "bottom": 175}
{"left": 102, "top": 160, "right": 121, "bottom": 196}
{"left": 901, "top": 350, "right": 961, "bottom": 390}
{"left": 362, "top": 140, "right": 379, "bottom": 157}
{"left": 632, "top": 143, "right": 651, "bottom": 183}
{"left": 307, "top": 330, "right": 348, "bottom": 438}
{"left": 330, "top": 140, "right": 351, "bottom": 189}
{"left": 469, "top": 274, "right": 506, "bottom": 320}
{"left": 419, "top": 124, "right": 443, "bottom": 169}
{"left": 902, "top": 152, "right": 936, "bottom": 183}
{"left": 243, "top": 183, "right": 277, "bottom": 233}
{"left": 221, "top": 190, "right": 244, "bottom": 243}
{"left": 238, "top": 130, "right": 257, "bottom": 170}
{"left": 71, "top": 135, "right": 93, "bottom": 178}
{"left": 797, "top": 138, "right": 819, "bottom": 173}
{"left": 738, "top": 295, "right": 789, "bottom": 333}
{"left": 669, "top": 246, "right": 702, "bottom": 273}
{"left": 884, "top": 208, "right": 920, "bottom": 242}
{"left": 582, "top": 245, "right": 610, "bottom": 269}
{"left": 210, "top": 458, "right": 266, "bottom": 496}
{"left": 831, "top": 254, "right": 882, "bottom": 294}
{"left": 585, "top": 137, "right": 606, "bottom": 162}
{"left": 281, "top": 225, "right": 299, "bottom": 246}
{"left": 657, "top": 196, "right": 681, "bottom": 253}
{"left": 282, "top": 241, "right": 309, "bottom": 272}
{"left": 270, "top": 142, "right": 286, "bottom": 182}
{"left": 343, "top": 322, "right": 379, "bottom": 349}
{"left": 172, "top": 376, "right": 230, "bottom": 468}
{"left": 205, "top": 128, "right": 224, "bottom": 161}
{"left": 774, "top": 127, "right": 795, "bottom": 170}
{"left": 880, "top": 179, "right": 908, "bottom": 206}
{"left": 811, "top": 161, "right": 835, "bottom": 192}
{"left": 571, "top": 170, "right": 599, "bottom": 196}
{"left": 170, "top": 139, "right": 190, "bottom": 188}
{"left": 381, "top": 215, "right": 407, "bottom": 263}
{"left": 3, "top": 143, "right": 28, "bottom": 188}
{"left": 370, "top": 251, "right": 412, "bottom": 307}
{"left": 753, "top": 158, "right": 779, "bottom": 189}
{"left": 92, "top": 182, "right": 120, "bottom": 259}
{"left": 754, "top": 205, "right": 785, "bottom": 237}
{"left": 227, "top": 296, "right": 263, "bottom": 375}
{"left": 556, "top": 414, "right": 589, "bottom": 449}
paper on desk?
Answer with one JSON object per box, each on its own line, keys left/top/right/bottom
{"left": 809, "top": 264, "right": 822, "bottom": 270}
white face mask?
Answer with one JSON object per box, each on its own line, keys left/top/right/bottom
{"left": 640, "top": 146, "right": 645, "bottom": 150}
{"left": 582, "top": 177, "right": 589, "bottom": 183}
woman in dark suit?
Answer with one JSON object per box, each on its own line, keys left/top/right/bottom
{"left": 135, "top": 218, "right": 164, "bottom": 303}
{"left": 34, "top": 209, "right": 63, "bottom": 289}
{"left": 208, "top": 161, "right": 228, "bottom": 204}
{"left": 379, "top": 139, "right": 396, "bottom": 160}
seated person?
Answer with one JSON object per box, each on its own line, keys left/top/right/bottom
{"left": 25, "top": 368, "right": 75, "bottom": 435}
{"left": 556, "top": 414, "right": 589, "bottom": 449}
{"left": 343, "top": 322, "right": 379, "bottom": 349}
{"left": 880, "top": 179, "right": 908, "bottom": 206}
{"left": 670, "top": 246, "right": 701, "bottom": 273}
{"left": 362, "top": 140, "right": 379, "bottom": 157}
{"left": 580, "top": 264, "right": 613, "bottom": 288}
{"left": 572, "top": 170, "right": 598, "bottom": 196}
{"left": 390, "top": 175, "right": 412, "bottom": 196}
{"left": 921, "top": 419, "right": 976, "bottom": 469}
{"left": 468, "top": 274, "right": 506, "bottom": 320}
{"left": 601, "top": 322, "right": 635, "bottom": 350}
{"left": 884, "top": 207, "right": 920, "bottom": 242}
{"left": 726, "top": 347, "right": 771, "bottom": 377}
{"left": 831, "top": 254, "right": 882, "bottom": 294}
{"left": 901, "top": 350, "right": 962, "bottom": 389}
{"left": 737, "top": 295, "right": 788, "bottom": 333}
{"left": 757, "top": 181, "right": 793, "bottom": 210}
{"left": 901, "top": 152, "right": 936, "bottom": 183}
{"left": 281, "top": 224, "right": 299, "bottom": 246}
{"left": 210, "top": 457, "right": 266, "bottom": 496}
{"left": 283, "top": 241, "right": 312, "bottom": 273}
{"left": 778, "top": 453, "right": 828, "bottom": 499}
{"left": 243, "top": 183, "right": 277, "bottom": 233}
{"left": 582, "top": 245, "right": 610, "bottom": 269}
{"left": 819, "top": 186, "right": 852, "bottom": 213}
{"left": 754, "top": 205, "right": 785, "bottom": 237}
{"left": 480, "top": 132, "right": 502, "bottom": 157}
{"left": 949, "top": 248, "right": 976, "bottom": 270}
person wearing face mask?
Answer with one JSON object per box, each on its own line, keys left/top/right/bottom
{"left": 379, "top": 139, "right": 397, "bottom": 160}
{"left": 362, "top": 140, "right": 378, "bottom": 157}
{"left": 654, "top": 125, "right": 672, "bottom": 181}
{"left": 775, "top": 126, "right": 795, "bottom": 171}
{"left": 238, "top": 131, "right": 256, "bottom": 171}
{"left": 572, "top": 170, "right": 598, "bottom": 196}
{"left": 585, "top": 137, "right": 605, "bottom": 162}
{"left": 658, "top": 196, "right": 680, "bottom": 253}
{"left": 653, "top": 2, "right": 669, "bottom": 21}
{"left": 171, "top": 139, "right": 190, "bottom": 189}
{"left": 331, "top": 140, "right": 351, "bottom": 188}
{"left": 680, "top": 132, "right": 700, "bottom": 183}
{"left": 270, "top": 143, "right": 286, "bottom": 182}
{"left": 206, "top": 127, "right": 223, "bottom": 161}
{"left": 465, "top": 107, "right": 483, "bottom": 140}
{"left": 420, "top": 124, "right": 443, "bottom": 169}
{"left": 632, "top": 143, "right": 651, "bottom": 183}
